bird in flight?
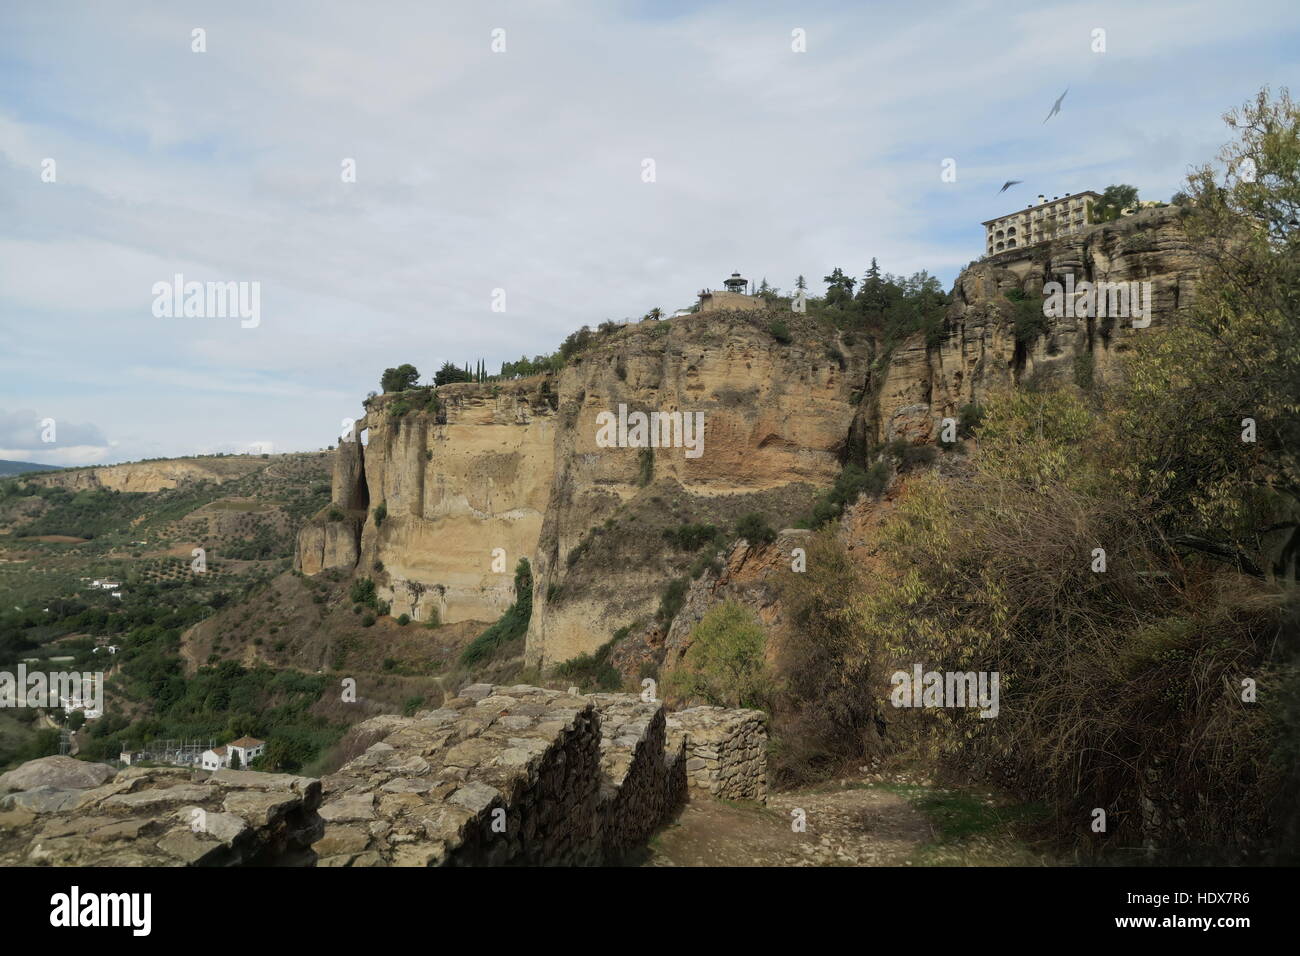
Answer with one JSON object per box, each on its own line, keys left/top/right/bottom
{"left": 999, "top": 180, "right": 1023, "bottom": 194}
{"left": 1043, "top": 87, "right": 1069, "bottom": 124}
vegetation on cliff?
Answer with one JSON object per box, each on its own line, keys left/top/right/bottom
{"left": 760, "top": 88, "right": 1300, "bottom": 859}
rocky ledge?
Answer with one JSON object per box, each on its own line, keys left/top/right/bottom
{"left": 0, "top": 758, "right": 322, "bottom": 866}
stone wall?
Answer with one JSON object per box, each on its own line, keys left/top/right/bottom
{"left": 313, "top": 685, "right": 760, "bottom": 866}
{"left": 315, "top": 684, "right": 603, "bottom": 866}
{"left": 667, "top": 707, "right": 768, "bottom": 802}
{"left": 588, "top": 694, "right": 686, "bottom": 861}
{"left": 0, "top": 757, "right": 322, "bottom": 866}
{"left": 0, "top": 691, "right": 768, "bottom": 867}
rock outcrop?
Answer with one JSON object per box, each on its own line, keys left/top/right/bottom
{"left": 297, "top": 312, "right": 873, "bottom": 666}
{"left": 0, "top": 759, "right": 322, "bottom": 866}
{"left": 867, "top": 205, "right": 1198, "bottom": 445}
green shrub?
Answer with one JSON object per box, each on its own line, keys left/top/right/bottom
{"left": 460, "top": 559, "right": 533, "bottom": 666}
{"left": 397, "top": 613, "right": 410, "bottom": 626}
{"left": 656, "top": 577, "right": 689, "bottom": 625}
{"left": 664, "top": 601, "right": 773, "bottom": 710}
{"left": 663, "top": 523, "right": 719, "bottom": 551}
{"left": 349, "top": 578, "right": 377, "bottom": 608}
{"left": 735, "top": 512, "right": 776, "bottom": 546}
{"left": 373, "top": 502, "right": 387, "bottom": 527}
{"left": 636, "top": 448, "right": 654, "bottom": 487}
{"left": 807, "top": 462, "right": 888, "bottom": 527}
{"left": 552, "top": 637, "right": 623, "bottom": 692}
{"left": 902, "top": 444, "right": 937, "bottom": 467}
{"left": 768, "top": 319, "right": 792, "bottom": 344}
{"left": 958, "top": 403, "right": 985, "bottom": 436}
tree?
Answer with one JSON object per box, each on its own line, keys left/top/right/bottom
{"left": 795, "top": 275, "right": 807, "bottom": 293}
{"left": 857, "top": 258, "right": 889, "bottom": 316}
{"left": 380, "top": 364, "right": 419, "bottom": 393}
{"left": 664, "top": 602, "right": 773, "bottom": 710}
{"left": 645, "top": 307, "right": 663, "bottom": 321}
{"left": 1088, "top": 184, "right": 1140, "bottom": 223}
{"left": 1120, "top": 86, "right": 1300, "bottom": 581}
{"left": 229, "top": 749, "right": 241, "bottom": 770}
{"left": 434, "top": 361, "right": 472, "bottom": 386}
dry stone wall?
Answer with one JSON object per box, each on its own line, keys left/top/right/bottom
{"left": 588, "top": 693, "right": 686, "bottom": 861}
{"left": 0, "top": 691, "right": 768, "bottom": 867}
{"left": 314, "top": 684, "right": 761, "bottom": 866}
{"left": 667, "top": 706, "right": 768, "bottom": 801}
{"left": 315, "top": 685, "right": 605, "bottom": 866}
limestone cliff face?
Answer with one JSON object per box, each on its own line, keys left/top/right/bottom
{"left": 24, "top": 457, "right": 270, "bottom": 493}
{"left": 296, "top": 312, "right": 872, "bottom": 665}
{"left": 296, "top": 380, "right": 557, "bottom": 626}
{"left": 525, "top": 313, "right": 870, "bottom": 667}
{"left": 867, "top": 205, "right": 1199, "bottom": 444}
{"left": 296, "top": 209, "right": 1198, "bottom": 669}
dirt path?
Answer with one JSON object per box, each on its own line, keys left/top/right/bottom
{"left": 640, "top": 782, "right": 932, "bottom": 867}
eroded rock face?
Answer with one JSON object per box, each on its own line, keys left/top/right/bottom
{"left": 526, "top": 313, "right": 870, "bottom": 666}
{"left": 294, "top": 513, "right": 363, "bottom": 576}
{"left": 0, "top": 763, "right": 322, "bottom": 866}
{"left": 296, "top": 313, "right": 873, "bottom": 666}
{"left": 868, "top": 205, "right": 1199, "bottom": 445}
{"left": 296, "top": 381, "right": 556, "bottom": 625}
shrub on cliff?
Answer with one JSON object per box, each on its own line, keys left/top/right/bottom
{"left": 665, "top": 601, "right": 773, "bottom": 710}
{"left": 736, "top": 512, "right": 776, "bottom": 546}
{"left": 805, "top": 462, "right": 888, "bottom": 528}
{"left": 348, "top": 577, "right": 377, "bottom": 609}
{"left": 460, "top": 558, "right": 533, "bottom": 666}
{"left": 663, "top": 523, "right": 719, "bottom": 551}
{"left": 551, "top": 636, "right": 622, "bottom": 692}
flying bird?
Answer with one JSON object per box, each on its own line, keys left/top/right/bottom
{"left": 999, "top": 180, "right": 1023, "bottom": 194}
{"left": 1043, "top": 87, "right": 1069, "bottom": 124}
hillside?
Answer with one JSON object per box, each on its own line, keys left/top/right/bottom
{"left": 0, "top": 461, "right": 60, "bottom": 477}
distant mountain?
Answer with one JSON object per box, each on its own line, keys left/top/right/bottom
{"left": 0, "top": 460, "right": 61, "bottom": 477}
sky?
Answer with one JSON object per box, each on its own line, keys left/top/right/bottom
{"left": 1, "top": 0, "right": 1297, "bottom": 466}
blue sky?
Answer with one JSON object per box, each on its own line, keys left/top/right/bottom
{"left": 1, "top": 0, "right": 1297, "bottom": 465}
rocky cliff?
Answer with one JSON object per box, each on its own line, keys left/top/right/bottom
{"left": 866, "top": 205, "right": 1198, "bottom": 444}
{"left": 297, "top": 207, "right": 1197, "bottom": 669}
{"left": 297, "top": 311, "right": 874, "bottom": 665}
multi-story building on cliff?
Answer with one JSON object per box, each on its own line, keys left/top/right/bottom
{"left": 983, "top": 191, "right": 1101, "bottom": 255}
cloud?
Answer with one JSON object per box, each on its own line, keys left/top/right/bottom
{"left": 1, "top": 0, "right": 1297, "bottom": 463}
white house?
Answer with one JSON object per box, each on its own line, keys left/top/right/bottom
{"left": 200, "top": 736, "right": 266, "bottom": 771}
